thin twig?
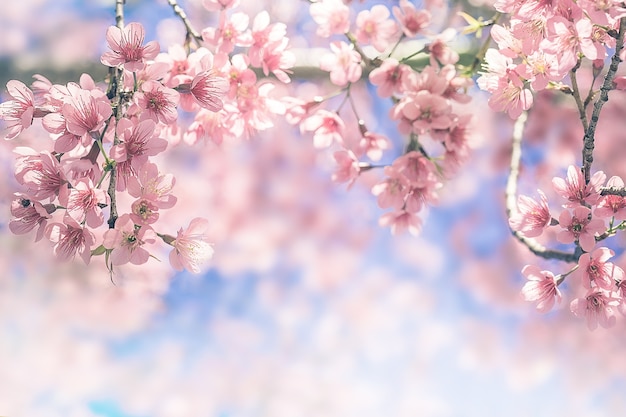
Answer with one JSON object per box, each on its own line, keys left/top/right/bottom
{"left": 115, "top": 0, "right": 125, "bottom": 29}
{"left": 167, "top": 0, "right": 203, "bottom": 41}
{"left": 505, "top": 111, "right": 579, "bottom": 263}
{"left": 569, "top": 61, "right": 589, "bottom": 132}
{"left": 600, "top": 186, "right": 626, "bottom": 196}
{"left": 582, "top": 16, "right": 626, "bottom": 184}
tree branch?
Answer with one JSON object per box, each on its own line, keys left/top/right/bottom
{"left": 582, "top": 16, "right": 626, "bottom": 184}
{"left": 167, "top": 0, "right": 203, "bottom": 42}
{"left": 505, "top": 111, "right": 579, "bottom": 263}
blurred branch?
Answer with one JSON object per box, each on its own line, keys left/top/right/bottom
{"left": 167, "top": 0, "right": 203, "bottom": 42}
{"left": 504, "top": 111, "right": 579, "bottom": 263}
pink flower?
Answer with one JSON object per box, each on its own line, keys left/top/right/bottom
{"left": 368, "top": 58, "right": 411, "bottom": 98}
{"left": 300, "top": 109, "right": 345, "bottom": 148}
{"left": 557, "top": 206, "right": 605, "bottom": 252}
{"left": 358, "top": 131, "right": 390, "bottom": 161}
{"left": 379, "top": 210, "right": 422, "bottom": 236}
{"left": 179, "top": 70, "right": 228, "bottom": 112}
{"left": 112, "top": 119, "right": 168, "bottom": 190}
{"left": 509, "top": 190, "right": 552, "bottom": 238}
{"left": 355, "top": 5, "right": 399, "bottom": 52}
{"left": 14, "top": 148, "right": 66, "bottom": 200}
{"left": 392, "top": 0, "right": 431, "bottom": 38}
{"left": 9, "top": 194, "right": 53, "bottom": 241}
{"left": 553, "top": 165, "right": 606, "bottom": 207}
{"left": 372, "top": 165, "right": 410, "bottom": 210}
{"left": 309, "top": 0, "right": 350, "bottom": 38}
{"left": 0, "top": 80, "right": 35, "bottom": 139}
{"left": 103, "top": 214, "right": 156, "bottom": 266}
{"left": 168, "top": 218, "right": 214, "bottom": 274}
{"left": 58, "top": 178, "right": 108, "bottom": 228}
{"left": 392, "top": 151, "right": 438, "bottom": 187}
{"left": 332, "top": 150, "right": 361, "bottom": 187}
{"left": 319, "top": 41, "right": 363, "bottom": 87}
{"left": 570, "top": 289, "right": 620, "bottom": 330}
{"left": 126, "top": 161, "right": 177, "bottom": 209}
{"left": 594, "top": 176, "right": 626, "bottom": 220}
{"left": 101, "top": 22, "right": 160, "bottom": 72}
{"left": 61, "top": 84, "right": 113, "bottom": 141}
{"left": 578, "top": 247, "right": 623, "bottom": 290}
{"left": 488, "top": 77, "right": 533, "bottom": 119}
{"left": 130, "top": 198, "right": 160, "bottom": 226}
{"left": 135, "top": 80, "right": 179, "bottom": 125}
{"left": 521, "top": 265, "right": 561, "bottom": 313}
{"left": 46, "top": 215, "right": 95, "bottom": 264}
{"left": 202, "top": 12, "right": 252, "bottom": 54}
{"left": 392, "top": 91, "right": 453, "bottom": 134}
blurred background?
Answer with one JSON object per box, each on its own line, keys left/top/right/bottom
{"left": 2, "top": 1, "right": 626, "bottom": 416}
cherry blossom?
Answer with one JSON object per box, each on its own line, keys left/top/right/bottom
{"left": 0, "top": 80, "right": 36, "bottom": 139}
{"left": 166, "top": 217, "right": 214, "bottom": 274}
{"left": 521, "top": 265, "right": 562, "bottom": 313}
{"left": 101, "top": 22, "right": 159, "bottom": 71}
{"left": 570, "top": 289, "right": 620, "bottom": 330}
{"left": 509, "top": 190, "right": 552, "bottom": 238}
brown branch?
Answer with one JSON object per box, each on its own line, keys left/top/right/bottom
{"left": 505, "top": 111, "right": 579, "bottom": 263}
{"left": 600, "top": 186, "right": 626, "bottom": 197}
{"left": 582, "top": 16, "right": 626, "bottom": 184}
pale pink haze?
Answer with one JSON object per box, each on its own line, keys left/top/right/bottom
{"left": 202, "top": 0, "right": 239, "bottom": 11}
{"left": 509, "top": 190, "right": 552, "bottom": 237}
{"left": 552, "top": 165, "right": 606, "bottom": 207}
{"left": 578, "top": 247, "right": 623, "bottom": 290}
{"left": 0, "top": 80, "right": 35, "bottom": 139}
{"left": 594, "top": 176, "right": 626, "bottom": 220}
{"left": 319, "top": 41, "right": 363, "bottom": 87}
{"left": 570, "top": 289, "right": 620, "bottom": 330}
{"left": 521, "top": 265, "right": 561, "bottom": 313}
{"left": 557, "top": 206, "right": 605, "bottom": 252}
{"left": 309, "top": 0, "right": 351, "bottom": 38}
{"left": 103, "top": 214, "right": 156, "bottom": 266}
{"left": 169, "top": 218, "right": 214, "bottom": 274}
{"left": 101, "top": 22, "right": 160, "bottom": 71}
{"left": 355, "top": 5, "right": 399, "bottom": 52}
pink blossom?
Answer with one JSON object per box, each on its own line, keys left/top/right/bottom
{"left": 594, "top": 176, "right": 626, "bottom": 220}
{"left": 379, "top": 210, "right": 422, "bottom": 236}
{"left": 61, "top": 84, "right": 112, "bottom": 141}
{"left": 101, "top": 22, "right": 160, "bottom": 72}
{"left": 14, "top": 148, "right": 66, "bottom": 200}
{"left": 0, "top": 80, "right": 35, "bottom": 139}
{"left": 393, "top": 0, "right": 431, "bottom": 38}
{"left": 112, "top": 119, "right": 168, "bottom": 190}
{"left": 392, "top": 151, "right": 438, "bottom": 187}
{"left": 179, "top": 70, "right": 228, "bottom": 112}
{"left": 168, "top": 217, "right": 214, "bottom": 274}
{"left": 58, "top": 178, "right": 108, "bottom": 228}
{"left": 578, "top": 247, "right": 623, "bottom": 290}
{"left": 372, "top": 165, "right": 410, "bottom": 210}
{"left": 355, "top": 5, "right": 399, "bottom": 52}
{"left": 427, "top": 29, "right": 459, "bottom": 66}
{"left": 331, "top": 150, "right": 360, "bottom": 187}
{"left": 309, "top": 0, "right": 350, "bottom": 38}
{"left": 487, "top": 77, "right": 533, "bottom": 119}
{"left": 521, "top": 265, "right": 561, "bottom": 313}
{"left": 9, "top": 194, "right": 53, "bottom": 241}
{"left": 358, "top": 131, "right": 390, "bottom": 161}
{"left": 552, "top": 165, "right": 606, "bottom": 207}
{"left": 557, "top": 206, "right": 605, "bottom": 252}
{"left": 130, "top": 198, "right": 160, "bottom": 226}
{"left": 103, "top": 214, "right": 156, "bottom": 266}
{"left": 319, "top": 41, "right": 362, "bottom": 87}
{"left": 509, "top": 190, "right": 552, "bottom": 238}
{"left": 135, "top": 80, "right": 179, "bottom": 125}
{"left": 300, "top": 109, "right": 345, "bottom": 148}
{"left": 126, "top": 161, "right": 177, "bottom": 209}
{"left": 248, "top": 11, "right": 295, "bottom": 83}
{"left": 570, "top": 289, "right": 620, "bottom": 330}
{"left": 46, "top": 215, "right": 95, "bottom": 264}
{"left": 391, "top": 91, "right": 452, "bottom": 134}
{"left": 202, "top": 12, "right": 251, "bottom": 54}
{"left": 368, "top": 58, "right": 411, "bottom": 98}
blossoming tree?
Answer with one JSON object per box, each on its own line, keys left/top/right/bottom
{"left": 3, "top": 0, "right": 626, "bottom": 334}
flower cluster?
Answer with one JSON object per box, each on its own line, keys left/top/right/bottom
{"left": 294, "top": 0, "right": 474, "bottom": 236}
{"left": 2, "top": 1, "right": 296, "bottom": 274}
{"left": 477, "top": 0, "right": 624, "bottom": 117}
{"left": 513, "top": 166, "right": 626, "bottom": 329}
